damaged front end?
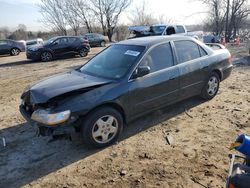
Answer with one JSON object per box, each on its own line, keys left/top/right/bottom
{"left": 19, "top": 71, "right": 112, "bottom": 136}
{"left": 19, "top": 94, "right": 79, "bottom": 136}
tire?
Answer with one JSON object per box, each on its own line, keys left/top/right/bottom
{"left": 100, "top": 41, "right": 106, "bottom": 47}
{"left": 10, "top": 48, "right": 20, "bottom": 56}
{"left": 81, "top": 107, "right": 123, "bottom": 148}
{"left": 40, "top": 51, "right": 53, "bottom": 62}
{"left": 200, "top": 72, "right": 220, "bottom": 100}
{"left": 79, "top": 48, "right": 88, "bottom": 57}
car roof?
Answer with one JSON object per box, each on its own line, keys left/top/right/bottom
{"left": 118, "top": 36, "right": 194, "bottom": 48}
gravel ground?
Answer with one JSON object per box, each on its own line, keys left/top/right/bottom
{"left": 0, "top": 44, "right": 249, "bottom": 188}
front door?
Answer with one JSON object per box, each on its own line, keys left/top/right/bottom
{"left": 128, "top": 42, "right": 180, "bottom": 118}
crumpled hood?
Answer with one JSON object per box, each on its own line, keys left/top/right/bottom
{"left": 22, "top": 70, "right": 111, "bottom": 104}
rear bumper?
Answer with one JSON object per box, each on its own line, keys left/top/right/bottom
{"left": 222, "top": 65, "right": 233, "bottom": 81}
{"left": 19, "top": 105, "right": 77, "bottom": 136}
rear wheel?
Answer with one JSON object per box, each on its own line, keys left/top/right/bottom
{"left": 41, "top": 51, "right": 53, "bottom": 62}
{"left": 10, "top": 48, "right": 20, "bottom": 56}
{"left": 201, "top": 72, "right": 220, "bottom": 100}
{"left": 79, "top": 48, "right": 88, "bottom": 57}
{"left": 81, "top": 107, "right": 123, "bottom": 148}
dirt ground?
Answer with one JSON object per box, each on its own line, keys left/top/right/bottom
{"left": 0, "top": 44, "right": 250, "bottom": 188}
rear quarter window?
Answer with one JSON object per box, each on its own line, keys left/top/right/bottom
{"left": 174, "top": 40, "right": 201, "bottom": 63}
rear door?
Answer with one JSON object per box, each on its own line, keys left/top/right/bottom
{"left": 50, "top": 37, "right": 69, "bottom": 56}
{"left": 128, "top": 42, "right": 180, "bottom": 117}
{"left": 67, "top": 37, "right": 78, "bottom": 52}
{"left": 173, "top": 40, "right": 208, "bottom": 99}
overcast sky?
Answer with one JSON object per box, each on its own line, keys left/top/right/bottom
{"left": 0, "top": 0, "right": 208, "bottom": 31}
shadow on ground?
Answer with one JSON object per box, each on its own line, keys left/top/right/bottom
{"left": 0, "top": 97, "right": 204, "bottom": 188}
{"left": 0, "top": 55, "right": 85, "bottom": 68}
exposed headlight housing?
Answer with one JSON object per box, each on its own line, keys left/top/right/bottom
{"left": 31, "top": 109, "right": 71, "bottom": 126}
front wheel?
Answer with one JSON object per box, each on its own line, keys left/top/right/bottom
{"left": 200, "top": 72, "right": 220, "bottom": 100}
{"left": 81, "top": 107, "right": 123, "bottom": 148}
{"left": 41, "top": 51, "right": 53, "bottom": 62}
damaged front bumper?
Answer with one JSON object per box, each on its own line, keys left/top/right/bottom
{"left": 19, "top": 105, "right": 79, "bottom": 136}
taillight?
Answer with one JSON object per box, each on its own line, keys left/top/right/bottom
{"left": 83, "top": 39, "right": 89, "bottom": 44}
{"left": 229, "top": 183, "right": 235, "bottom": 188}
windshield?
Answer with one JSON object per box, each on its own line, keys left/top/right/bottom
{"left": 44, "top": 37, "right": 57, "bottom": 46}
{"left": 151, "top": 26, "right": 166, "bottom": 34}
{"left": 80, "top": 44, "right": 145, "bottom": 79}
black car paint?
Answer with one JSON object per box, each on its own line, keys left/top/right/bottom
{"left": 26, "top": 36, "right": 90, "bottom": 61}
{"left": 20, "top": 36, "right": 232, "bottom": 135}
{"left": 82, "top": 33, "right": 106, "bottom": 47}
{"left": 0, "top": 39, "right": 26, "bottom": 55}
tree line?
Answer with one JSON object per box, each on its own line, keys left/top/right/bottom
{"left": 38, "top": 0, "right": 132, "bottom": 42}
{"left": 0, "top": 0, "right": 249, "bottom": 42}
{"left": 200, "top": 0, "right": 250, "bottom": 41}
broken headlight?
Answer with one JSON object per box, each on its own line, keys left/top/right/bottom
{"left": 31, "top": 109, "right": 71, "bottom": 126}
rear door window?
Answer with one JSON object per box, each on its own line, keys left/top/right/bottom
{"left": 68, "top": 37, "right": 77, "bottom": 43}
{"left": 140, "top": 43, "right": 174, "bottom": 73}
{"left": 174, "top": 40, "right": 201, "bottom": 63}
{"left": 176, "top": 26, "right": 185, "bottom": 33}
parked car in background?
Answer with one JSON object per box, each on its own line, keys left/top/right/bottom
{"left": 20, "top": 36, "right": 232, "bottom": 148}
{"left": 128, "top": 24, "right": 203, "bottom": 40}
{"left": 0, "top": 39, "right": 26, "bottom": 56}
{"left": 82, "top": 33, "right": 106, "bottom": 47}
{"left": 203, "top": 35, "right": 221, "bottom": 43}
{"left": 26, "top": 36, "right": 90, "bottom": 62}
{"left": 26, "top": 38, "right": 44, "bottom": 47}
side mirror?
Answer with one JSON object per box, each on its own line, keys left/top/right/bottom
{"left": 132, "top": 66, "right": 150, "bottom": 79}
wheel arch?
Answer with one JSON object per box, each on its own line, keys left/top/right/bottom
{"left": 211, "top": 69, "right": 222, "bottom": 81}
{"left": 83, "top": 102, "right": 127, "bottom": 124}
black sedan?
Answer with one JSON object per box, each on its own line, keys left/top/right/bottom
{"left": 20, "top": 36, "right": 232, "bottom": 148}
{"left": 0, "top": 39, "right": 26, "bottom": 56}
{"left": 26, "top": 36, "right": 90, "bottom": 62}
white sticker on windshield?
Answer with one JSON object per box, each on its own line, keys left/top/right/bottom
{"left": 125, "top": 50, "right": 140, "bottom": 57}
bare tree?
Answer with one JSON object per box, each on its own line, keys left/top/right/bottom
{"left": 90, "top": 0, "right": 132, "bottom": 42}
{"left": 38, "top": 0, "right": 68, "bottom": 35}
{"left": 74, "top": 0, "right": 94, "bottom": 33}
{"left": 60, "top": 0, "right": 83, "bottom": 36}
{"left": 227, "top": 0, "right": 250, "bottom": 40}
{"left": 129, "top": 0, "right": 157, "bottom": 25}
{"left": 129, "top": 1, "right": 173, "bottom": 26}
{"left": 0, "top": 27, "right": 10, "bottom": 39}
{"left": 198, "top": 0, "right": 250, "bottom": 41}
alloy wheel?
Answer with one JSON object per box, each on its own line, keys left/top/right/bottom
{"left": 11, "top": 48, "right": 20, "bottom": 56}
{"left": 92, "top": 115, "right": 118, "bottom": 144}
{"left": 207, "top": 76, "right": 219, "bottom": 96}
{"left": 41, "top": 52, "right": 52, "bottom": 62}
